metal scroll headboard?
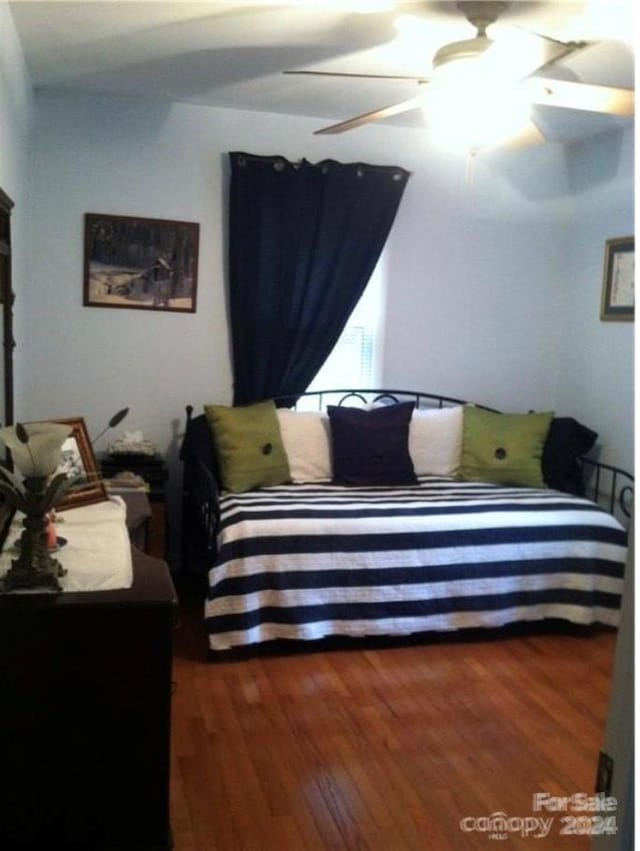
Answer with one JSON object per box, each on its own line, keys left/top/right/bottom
{"left": 272, "top": 388, "right": 634, "bottom": 528}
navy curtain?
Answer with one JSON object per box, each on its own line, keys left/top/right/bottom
{"left": 228, "top": 152, "right": 410, "bottom": 405}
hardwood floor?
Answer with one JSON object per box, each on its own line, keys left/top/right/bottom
{"left": 170, "top": 579, "right": 617, "bottom": 850}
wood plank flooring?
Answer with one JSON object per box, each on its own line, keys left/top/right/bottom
{"left": 170, "top": 579, "right": 617, "bottom": 851}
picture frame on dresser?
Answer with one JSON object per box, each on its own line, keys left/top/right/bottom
{"left": 601, "top": 235, "right": 634, "bottom": 321}
{"left": 51, "top": 416, "right": 108, "bottom": 509}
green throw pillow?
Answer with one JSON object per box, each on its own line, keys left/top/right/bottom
{"left": 459, "top": 407, "right": 554, "bottom": 488}
{"left": 204, "top": 400, "right": 290, "bottom": 493}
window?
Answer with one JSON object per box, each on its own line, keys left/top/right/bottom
{"left": 308, "top": 254, "right": 385, "bottom": 392}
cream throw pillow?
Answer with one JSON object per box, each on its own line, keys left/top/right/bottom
{"left": 409, "top": 406, "right": 463, "bottom": 476}
{"left": 276, "top": 409, "right": 332, "bottom": 482}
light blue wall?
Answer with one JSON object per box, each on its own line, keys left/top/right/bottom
{"left": 383, "top": 126, "right": 634, "bottom": 471}
{"left": 0, "top": 2, "right": 32, "bottom": 197}
{"left": 24, "top": 91, "right": 586, "bottom": 431}
{"left": 555, "top": 129, "right": 634, "bottom": 471}
{"left": 0, "top": 0, "right": 33, "bottom": 419}
{"left": 380, "top": 143, "right": 571, "bottom": 411}
{"left": 19, "top": 87, "right": 636, "bottom": 546}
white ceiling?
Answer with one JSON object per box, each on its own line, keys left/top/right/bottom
{"left": 8, "top": 0, "right": 636, "bottom": 142}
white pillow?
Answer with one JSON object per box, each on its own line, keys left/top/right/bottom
{"left": 276, "top": 409, "right": 332, "bottom": 482}
{"left": 409, "top": 406, "right": 463, "bottom": 476}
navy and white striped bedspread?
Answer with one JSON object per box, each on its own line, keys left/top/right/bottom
{"left": 205, "top": 477, "right": 627, "bottom": 650}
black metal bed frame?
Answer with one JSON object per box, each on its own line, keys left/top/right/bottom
{"left": 273, "top": 388, "right": 496, "bottom": 410}
{"left": 181, "top": 389, "right": 634, "bottom": 572}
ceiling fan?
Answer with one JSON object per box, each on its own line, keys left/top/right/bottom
{"left": 283, "top": 1, "right": 634, "bottom": 146}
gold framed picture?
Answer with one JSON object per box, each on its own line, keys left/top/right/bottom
{"left": 601, "top": 236, "right": 634, "bottom": 321}
{"left": 52, "top": 417, "right": 108, "bottom": 510}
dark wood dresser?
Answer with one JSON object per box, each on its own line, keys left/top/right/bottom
{"left": 0, "top": 547, "right": 177, "bottom": 850}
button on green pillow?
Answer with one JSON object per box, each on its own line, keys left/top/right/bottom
{"left": 204, "top": 400, "right": 290, "bottom": 493}
{"left": 459, "top": 407, "right": 554, "bottom": 488}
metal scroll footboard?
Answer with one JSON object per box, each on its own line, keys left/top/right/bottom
{"left": 580, "top": 457, "right": 634, "bottom": 527}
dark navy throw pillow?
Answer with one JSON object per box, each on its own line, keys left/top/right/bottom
{"left": 327, "top": 402, "right": 418, "bottom": 487}
{"left": 542, "top": 417, "right": 598, "bottom": 495}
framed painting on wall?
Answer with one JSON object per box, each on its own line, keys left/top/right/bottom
{"left": 601, "top": 236, "right": 634, "bottom": 321}
{"left": 84, "top": 213, "right": 199, "bottom": 313}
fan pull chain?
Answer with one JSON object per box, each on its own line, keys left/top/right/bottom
{"left": 465, "top": 148, "right": 478, "bottom": 192}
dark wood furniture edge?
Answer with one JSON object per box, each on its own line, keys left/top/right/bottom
{"left": 0, "top": 545, "right": 177, "bottom": 610}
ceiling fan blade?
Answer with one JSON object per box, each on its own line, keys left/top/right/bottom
{"left": 314, "top": 97, "right": 424, "bottom": 135}
{"left": 284, "top": 70, "right": 429, "bottom": 83}
{"left": 522, "top": 78, "right": 634, "bottom": 116}
{"left": 484, "top": 30, "right": 585, "bottom": 84}
{"left": 509, "top": 24, "right": 589, "bottom": 59}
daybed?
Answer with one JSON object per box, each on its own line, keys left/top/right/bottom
{"left": 180, "top": 390, "right": 631, "bottom": 653}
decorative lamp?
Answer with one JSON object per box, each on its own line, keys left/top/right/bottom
{"left": 0, "top": 421, "right": 74, "bottom": 591}
{"left": 92, "top": 407, "right": 130, "bottom": 445}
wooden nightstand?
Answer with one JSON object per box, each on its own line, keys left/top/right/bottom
{"left": 101, "top": 453, "right": 168, "bottom": 559}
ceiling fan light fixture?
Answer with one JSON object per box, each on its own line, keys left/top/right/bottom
{"left": 424, "top": 76, "right": 530, "bottom": 153}
{"left": 430, "top": 44, "right": 511, "bottom": 104}
{"left": 430, "top": 1, "right": 519, "bottom": 89}
{"left": 295, "top": 0, "right": 632, "bottom": 140}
